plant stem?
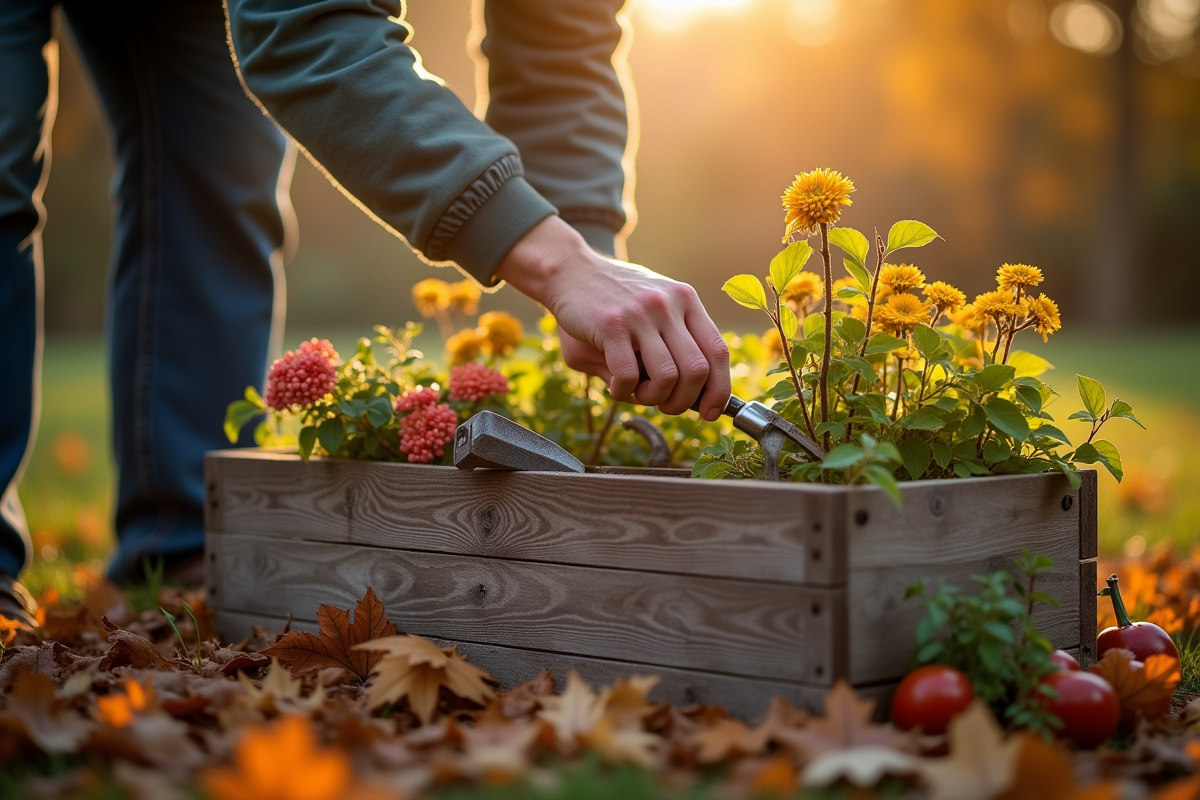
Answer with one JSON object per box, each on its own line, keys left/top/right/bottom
{"left": 589, "top": 399, "right": 621, "bottom": 466}
{"left": 891, "top": 355, "right": 904, "bottom": 421}
{"left": 818, "top": 223, "right": 834, "bottom": 451}
{"left": 1103, "top": 574, "right": 1135, "bottom": 628}
{"left": 845, "top": 232, "right": 886, "bottom": 443}
{"left": 773, "top": 305, "right": 818, "bottom": 442}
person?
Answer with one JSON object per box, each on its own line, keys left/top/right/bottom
{"left": 0, "top": 0, "right": 730, "bottom": 625}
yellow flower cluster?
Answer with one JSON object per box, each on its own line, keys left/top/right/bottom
{"left": 876, "top": 293, "right": 931, "bottom": 336}
{"left": 446, "top": 311, "right": 525, "bottom": 364}
{"left": 967, "top": 263, "right": 1061, "bottom": 343}
{"left": 780, "top": 272, "right": 823, "bottom": 312}
{"left": 880, "top": 264, "right": 925, "bottom": 294}
{"left": 781, "top": 168, "right": 855, "bottom": 241}
{"left": 412, "top": 278, "right": 483, "bottom": 317}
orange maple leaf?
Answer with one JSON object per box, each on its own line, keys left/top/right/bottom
{"left": 354, "top": 634, "right": 495, "bottom": 723}
{"left": 262, "top": 588, "right": 396, "bottom": 682}
{"left": 994, "top": 733, "right": 1119, "bottom": 800}
{"left": 95, "top": 677, "right": 154, "bottom": 728}
{"left": 774, "top": 681, "right": 910, "bottom": 759}
{"left": 1089, "top": 648, "right": 1180, "bottom": 727}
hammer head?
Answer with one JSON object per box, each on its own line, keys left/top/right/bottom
{"left": 453, "top": 411, "right": 585, "bottom": 473}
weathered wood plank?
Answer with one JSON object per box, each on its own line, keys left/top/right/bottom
{"left": 1080, "top": 559, "right": 1098, "bottom": 668}
{"left": 214, "top": 609, "right": 893, "bottom": 720}
{"left": 203, "top": 453, "right": 224, "bottom": 534}
{"left": 212, "top": 533, "right": 840, "bottom": 683}
{"left": 208, "top": 450, "right": 843, "bottom": 585}
{"left": 1079, "top": 469, "right": 1098, "bottom": 561}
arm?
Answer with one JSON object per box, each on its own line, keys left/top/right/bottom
{"left": 479, "top": 0, "right": 631, "bottom": 257}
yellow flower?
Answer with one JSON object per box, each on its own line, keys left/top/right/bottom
{"left": 996, "top": 263, "right": 1043, "bottom": 292}
{"left": 781, "top": 168, "right": 855, "bottom": 241}
{"left": 780, "top": 271, "right": 823, "bottom": 311}
{"left": 447, "top": 281, "right": 481, "bottom": 316}
{"left": 876, "top": 293, "right": 931, "bottom": 335}
{"left": 880, "top": 264, "right": 926, "bottom": 294}
{"left": 898, "top": 346, "right": 922, "bottom": 365}
{"left": 949, "top": 303, "right": 986, "bottom": 334}
{"left": 478, "top": 311, "right": 524, "bottom": 357}
{"left": 922, "top": 281, "right": 966, "bottom": 315}
{"left": 412, "top": 278, "right": 450, "bottom": 317}
{"left": 446, "top": 328, "right": 485, "bottom": 365}
{"left": 973, "top": 289, "right": 1023, "bottom": 324}
{"left": 762, "top": 328, "right": 784, "bottom": 361}
{"left": 1024, "top": 293, "right": 1062, "bottom": 342}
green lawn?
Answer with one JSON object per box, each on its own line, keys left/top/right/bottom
{"left": 16, "top": 328, "right": 1200, "bottom": 596}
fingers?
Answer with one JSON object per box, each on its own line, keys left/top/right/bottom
{"left": 631, "top": 336, "right": 678, "bottom": 407}
{"left": 603, "top": 335, "right": 640, "bottom": 402}
{"left": 655, "top": 323, "right": 710, "bottom": 416}
{"left": 687, "top": 312, "right": 731, "bottom": 421}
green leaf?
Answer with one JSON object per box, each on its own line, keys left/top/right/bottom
{"left": 898, "top": 436, "right": 931, "bottom": 480}
{"left": 960, "top": 406, "right": 987, "bottom": 439}
{"left": 723, "top": 274, "right": 769, "bottom": 311}
{"left": 984, "top": 397, "right": 1031, "bottom": 442}
{"left": 802, "top": 312, "right": 825, "bottom": 339}
{"left": 865, "top": 463, "right": 902, "bottom": 506}
{"left": 828, "top": 227, "right": 870, "bottom": 269}
{"left": 317, "top": 417, "right": 345, "bottom": 455}
{"left": 911, "top": 324, "right": 941, "bottom": 359}
{"left": 1077, "top": 375, "right": 1106, "bottom": 419}
{"left": 224, "top": 399, "right": 266, "bottom": 445}
{"left": 864, "top": 333, "right": 908, "bottom": 355}
{"left": 1015, "top": 385, "right": 1043, "bottom": 414}
{"left": 836, "top": 356, "right": 877, "bottom": 384}
{"left": 821, "top": 444, "right": 866, "bottom": 470}
{"left": 974, "top": 364, "right": 1016, "bottom": 393}
{"left": 298, "top": 425, "right": 318, "bottom": 462}
{"left": 843, "top": 259, "right": 873, "bottom": 294}
{"left": 837, "top": 317, "right": 867, "bottom": 344}
{"left": 338, "top": 399, "right": 369, "bottom": 419}
{"left": 836, "top": 286, "right": 866, "bottom": 301}
{"left": 770, "top": 379, "right": 798, "bottom": 402}
{"left": 244, "top": 385, "right": 266, "bottom": 408}
{"left": 1032, "top": 424, "right": 1071, "bottom": 445}
{"left": 366, "top": 396, "right": 394, "bottom": 429}
{"left": 932, "top": 439, "right": 952, "bottom": 468}
{"left": 1074, "top": 440, "right": 1123, "bottom": 482}
{"left": 898, "top": 406, "right": 946, "bottom": 431}
{"left": 692, "top": 461, "right": 731, "bottom": 480}
{"left": 815, "top": 421, "right": 846, "bottom": 441}
{"left": 769, "top": 241, "right": 813, "bottom": 294}
{"left": 1109, "top": 399, "right": 1146, "bottom": 430}
{"left": 885, "top": 220, "right": 940, "bottom": 254}
{"left": 779, "top": 305, "right": 799, "bottom": 340}
{"left": 1007, "top": 351, "right": 1052, "bottom": 378}
{"left": 983, "top": 438, "right": 1012, "bottom": 464}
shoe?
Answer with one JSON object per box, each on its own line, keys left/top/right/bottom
{"left": 163, "top": 553, "right": 206, "bottom": 587}
{"left": 0, "top": 574, "right": 38, "bottom": 629}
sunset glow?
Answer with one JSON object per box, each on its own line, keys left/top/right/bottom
{"left": 636, "top": 0, "right": 756, "bottom": 31}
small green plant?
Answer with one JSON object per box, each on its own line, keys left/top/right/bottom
{"left": 161, "top": 601, "right": 204, "bottom": 674}
{"left": 125, "top": 558, "right": 166, "bottom": 615}
{"left": 906, "top": 550, "right": 1063, "bottom": 735}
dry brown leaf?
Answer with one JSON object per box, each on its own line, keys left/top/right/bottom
{"left": 237, "top": 657, "right": 325, "bottom": 714}
{"left": 99, "top": 617, "right": 174, "bottom": 671}
{"left": 537, "top": 669, "right": 607, "bottom": 753}
{"left": 774, "top": 681, "right": 910, "bottom": 759}
{"left": 994, "top": 734, "right": 1119, "bottom": 800}
{"left": 0, "top": 671, "right": 94, "bottom": 753}
{"left": 354, "top": 634, "right": 495, "bottom": 724}
{"left": 803, "top": 745, "right": 919, "bottom": 788}
{"left": 499, "top": 670, "right": 554, "bottom": 718}
{"left": 262, "top": 587, "right": 396, "bottom": 681}
{"left": 454, "top": 708, "right": 541, "bottom": 783}
{"left": 603, "top": 674, "right": 660, "bottom": 727}
{"left": 690, "top": 717, "right": 766, "bottom": 764}
{"left": 1090, "top": 649, "right": 1181, "bottom": 728}
{"left": 917, "top": 700, "right": 1021, "bottom": 800}
{"left": 1153, "top": 773, "right": 1200, "bottom": 800}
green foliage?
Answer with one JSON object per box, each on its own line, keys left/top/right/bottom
{"left": 906, "top": 551, "right": 1063, "bottom": 735}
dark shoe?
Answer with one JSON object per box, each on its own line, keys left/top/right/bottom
{"left": 164, "top": 554, "right": 206, "bottom": 587}
{"left": 0, "top": 575, "right": 38, "bottom": 629}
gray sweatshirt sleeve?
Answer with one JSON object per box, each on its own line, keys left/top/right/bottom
{"left": 225, "top": 0, "right": 633, "bottom": 282}
{"left": 479, "top": 0, "right": 631, "bottom": 257}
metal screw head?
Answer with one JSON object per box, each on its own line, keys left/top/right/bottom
{"left": 1062, "top": 495, "right": 1074, "bottom": 511}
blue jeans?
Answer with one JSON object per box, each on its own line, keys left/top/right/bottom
{"left": 0, "top": 0, "right": 293, "bottom": 582}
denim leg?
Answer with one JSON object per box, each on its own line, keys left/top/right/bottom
{"left": 0, "top": 1, "right": 56, "bottom": 580}
{"left": 61, "top": 0, "right": 292, "bottom": 582}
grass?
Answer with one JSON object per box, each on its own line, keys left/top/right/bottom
{"left": 16, "top": 328, "right": 1200, "bottom": 596}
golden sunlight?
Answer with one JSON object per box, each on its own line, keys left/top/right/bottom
{"left": 636, "top": 0, "right": 756, "bottom": 32}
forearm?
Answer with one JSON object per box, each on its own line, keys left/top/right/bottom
{"left": 225, "top": 0, "right": 554, "bottom": 282}
{"left": 481, "top": 0, "right": 631, "bottom": 257}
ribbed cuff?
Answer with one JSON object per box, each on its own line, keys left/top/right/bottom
{"left": 571, "top": 222, "right": 619, "bottom": 258}
{"left": 442, "top": 176, "right": 557, "bottom": 286}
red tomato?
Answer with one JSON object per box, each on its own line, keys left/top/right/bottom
{"left": 1042, "top": 670, "right": 1119, "bottom": 748}
{"left": 1050, "top": 649, "right": 1081, "bottom": 671}
{"left": 892, "top": 665, "right": 974, "bottom": 735}
{"left": 1097, "top": 621, "right": 1179, "bottom": 664}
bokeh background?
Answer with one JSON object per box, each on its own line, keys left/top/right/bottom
{"left": 21, "top": 0, "right": 1200, "bottom": 591}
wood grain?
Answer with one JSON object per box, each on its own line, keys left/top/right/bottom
{"left": 209, "top": 450, "right": 843, "bottom": 585}
{"left": 214, "top": 609, "right": 893, "bottom": 720}
{"left": 212, "top": 532, "right": 841, "bottom": 683}
{"left": 203, "top": 454, "right": 224, "bottom": 533}
{"left": 1080, "top": 559, "right": 1098, "bottom": 668}
{"left": 1079, "top": 469, "right": 1098, "bottom": 561}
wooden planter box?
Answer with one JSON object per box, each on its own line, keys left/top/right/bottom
{"left": 204, "top": 450, "right": 1097, "bottom": 719}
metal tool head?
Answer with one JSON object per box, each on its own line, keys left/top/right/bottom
{"left": 453, "top": 411, "right": 585, "bottom": 473}
{"left": 725, "top": 397, "right": 827, "bottom": 480}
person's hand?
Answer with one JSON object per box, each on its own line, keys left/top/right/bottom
{"left": 495, "top": 216, "right": 730, "bottom": 421}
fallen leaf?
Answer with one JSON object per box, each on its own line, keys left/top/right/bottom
{"left": 751, "top": 753, "right": 799, "bottom": 796}
{"left": 690, "top": 717, "right": 767, "bottom": 764}
{"left": 994, "top": 734, "right": 1119, "bottom": 800}
{"left": 0, "top": 671, "right": 94, "bottom": 753}
{"left": 917, "top": 700, "right": 1021, "bottom": 800}
{"left": 262, "top": 587, "right": 396, "bottom": 681}
{"left": 112, "top": 761, "right": 188, "bottom": 800}
{"left": 455, "top": 708, "right": 541, "bottom": 783}
{"left": 602, "top": 674, "right": 660, "bottom": 728}
{"left": 586, "top": 711, "right": 661, "bottom": 769}
{"left": 99, "top": 617, "right": 173, "bottom": 671}
{"left": 536, "top": 670, "right": 607, "bottom": 753}
{"left": 1154, "top": 774, "right": 1200, "bottom": 800}
{"left": 1090, "top": 649, "right": 1181, "bottom": 727}
{"left": 499, "top": 670, "right": 554, "bottom": 718}
{"left": 354, "top": 634, "right": 495, "bottom": 724}
{"left": 216, "top": 651, "right": 270, "bottom": 676}
{"left": 95, "top": 677, "right": 154, "bottom": 728}
{"left": 803, "top": 745, "right": 919, "bottom": 788}
{"left": 774, "top": 681, "right": 910, "bottom": 759}
{"left": 202, "top": 714, "right": 353, "bottom": 800}
{"left": 237, "top": 658, "right": 325, "bottom": 714}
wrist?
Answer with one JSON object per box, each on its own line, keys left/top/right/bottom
{"left": 494, "top": 216, "right": 593, "bottom": 311}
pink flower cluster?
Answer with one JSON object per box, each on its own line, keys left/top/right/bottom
{"left": 449, "top": 362, "right": 509, "bottom": 402}
{"left": 264, "top": 339, "right": 340, "bottom": 411}
{"left": 395, "top": 387, "right": 459, "bottom": 464}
